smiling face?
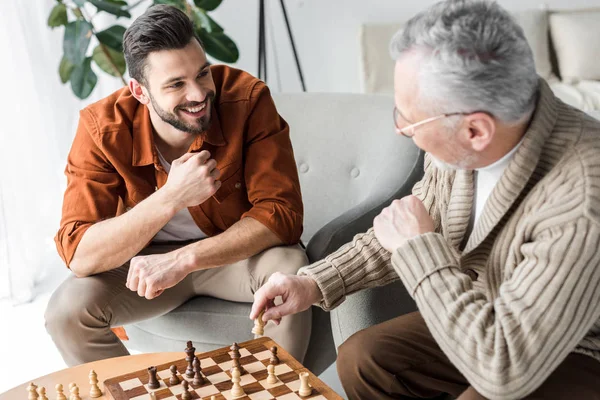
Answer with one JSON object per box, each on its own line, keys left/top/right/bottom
{"left": 140, "top": 38, "right": 216, "bottom": 135}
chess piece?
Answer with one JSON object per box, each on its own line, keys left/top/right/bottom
{"left": 252, "top": 309, "right": 265, "bottom": 338}
{"left": 192, "top": 357, "right": 205, "bottom": 385}
{"left": 67, "top": 384, "right": 75, "bottom": 400}
{"left": 270, "top": 346, "right": 280, "bottom": 365}
{"left": 298, "top": 372, "right": 312, "bottom": 397}
{"left": 185, "top": 341, "right": 196, "bottom": 378}
{"left": 27, "top": 383, "right": 38, "bottom": 400}
{"left": 229, "top": 343, "right": 246, "bottom": 375}
{"left": 147, "top": 366, "right": 160, "bottom": 389}
{"left": 89, "top": 370, "right": 102, "bottom": 398}
{"left": 181, "top": 381, "right": 191, "bottom": 400}
{"left": 169, "top": 365, "right": 181, "bottom": 385}
{"left": 70, "top": 385, "right": 81, "bottom": 400}
{"left": 55, "top": 384, "right": 67, "bottom": 400}
{"left": 266, "top": 364, "right": 278, "bottom": 384}
{"left": 211, "top": 397, "right": 216, "bottom": 400}
{"left": 230, "top": 367, "right": 245, "bottom": 398}
{"left": 37, "top": 387, "right": 48, "bottom": 400}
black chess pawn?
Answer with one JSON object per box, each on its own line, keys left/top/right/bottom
{"left": 185, "top": 341, "right": 196, "bottom": 378}
{"left": 181, "top": 381, "right": 191, "bottom": 400}
{"left": 147, "top": 366, "right": 160, "bottom": 389}
{"left": 169, "top": 365, "right": 180, "bottom": 385}
{"left": 192, "top": 357, "right": 205, "bottom": 385}
{"left": 270, "top": 346, "right": 280, "bottom": 365}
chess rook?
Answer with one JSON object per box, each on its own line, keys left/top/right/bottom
{"left": 298, "top": 372, "right": 312, "bottom": 397}
{"left": 147, "top": 366, "right": 160, "bottom": 389}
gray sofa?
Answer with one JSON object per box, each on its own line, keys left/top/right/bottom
{"left": 123, "top": 92, "right": 425, "bottom": 380}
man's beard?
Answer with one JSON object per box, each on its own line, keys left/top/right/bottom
{"left": 148, "top": 91, "right": 215, "bottom": 135}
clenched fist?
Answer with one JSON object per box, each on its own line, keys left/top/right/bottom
{"left": 163, "top": 150, "right": 221, "bottom": 210}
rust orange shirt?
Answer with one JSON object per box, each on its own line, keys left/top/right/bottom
{"left": 55, "top": 65, "right": 303, "bottom": 267}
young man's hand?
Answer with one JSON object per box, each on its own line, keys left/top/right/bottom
{"left": 162, "top": 150, "right": 222, "bottom": 210}
{"left": 125, "top": 249, "right": 194, "bottom": 299}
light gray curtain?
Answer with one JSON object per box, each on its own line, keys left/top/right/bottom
{"left": 0, "top": 1, "right": 128, "bottom": 304}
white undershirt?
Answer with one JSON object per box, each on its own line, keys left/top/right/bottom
{"left": 472, "top": 138, "right": 524, "bottom": 227}
{"left": 152, "top": 149, "right": 207, "bottom": 242}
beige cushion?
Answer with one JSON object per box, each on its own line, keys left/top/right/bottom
{"left": 359, "top": 9, "right": 554, "bottom": 94}
{"left": 550, "top": 9, "right": 600, "bottom": 83}
{"left": 512, "top": 9, "right": 555, "bottom": 81}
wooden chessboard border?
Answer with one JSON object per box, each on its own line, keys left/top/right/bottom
{"left": 103, "top": 337, "right": 343, "bottom": 400}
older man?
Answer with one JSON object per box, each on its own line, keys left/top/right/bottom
{"left": 251, "top": 1, "right": 600, "bottom": 399}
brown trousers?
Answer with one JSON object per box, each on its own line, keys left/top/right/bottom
{"left": 337, "top": 312, "right": 600, "bottom": 400}
{"left": 45, "top": 243, "right": 311, "bottom": 367}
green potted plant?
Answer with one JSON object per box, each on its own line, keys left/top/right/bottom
{"left": 48, "top": 0, "right": 239, "bottom": 99}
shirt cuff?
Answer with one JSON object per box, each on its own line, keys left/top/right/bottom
{"left": 298, "top": 259, "right": 346, "bottom": 311}
{"left": 391, "top": 232, "right": 460, "bottom": 296}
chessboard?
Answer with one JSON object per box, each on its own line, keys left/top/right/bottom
{"left": 103, "top": 337, "right": 343, "bottom": 400}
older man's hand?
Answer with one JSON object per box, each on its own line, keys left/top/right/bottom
{"left": 250, "top": 272, "right": 322, "bottom": 325}
{"left": 373, "top": 195, "right": 434, "bottom": 253}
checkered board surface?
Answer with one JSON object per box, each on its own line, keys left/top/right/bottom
{"left": 104, "top": 337, "right": 343, "bottom": 400}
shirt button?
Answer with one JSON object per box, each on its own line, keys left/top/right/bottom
{"left": 465, "top": 269, "right": 478, "bottom": 281}
{"left": 234, "top": 182, "right": 241, "bottom": 189}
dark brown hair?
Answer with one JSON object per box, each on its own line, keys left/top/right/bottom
{"left": 123, "top": 4, "right": 203, "bottom": 84}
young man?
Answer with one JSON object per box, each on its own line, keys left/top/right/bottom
{"left": 46, "top": 4, "right": 310, "bottom": 366}
{"left": 251, "top": 1, "right": 600, "bottom": 399}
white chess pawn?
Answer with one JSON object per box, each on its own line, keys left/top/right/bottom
{"left": 298, "top": 372, "right": 312, "bottom": 397}
{"left": 89, "top": 370, "right": 102, "bottom": 398}
{"left": 55, "top": 384, "right": 67, "bottom": 400}
{"left": 70, "top": 385, "right": 81, "bottom": 400}
{"left": 252, "top": 310, "right": 266, "bottom": 338}
{"left": 37, "top": 387, "right": 48, "bottom": 400}
{"left": 266, "top": 364, "right": 278, "bottom": 384}
{"left": 230, "top": 367, "right": 245, "bottom": 398}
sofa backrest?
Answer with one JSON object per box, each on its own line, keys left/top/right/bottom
{"left": 272, "top": 93, "right": 421, "bottom": 244}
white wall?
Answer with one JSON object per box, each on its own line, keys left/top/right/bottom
{"left": 209, "top": 0, "right": 600, "bottom": 93}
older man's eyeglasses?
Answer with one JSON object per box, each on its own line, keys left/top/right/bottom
{"left": 393, "top": 107, "right": 469, "bottom": 138}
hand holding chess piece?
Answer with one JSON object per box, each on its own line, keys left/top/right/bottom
{"left": 89, "top": 370, "right": 102, "bottom": 398}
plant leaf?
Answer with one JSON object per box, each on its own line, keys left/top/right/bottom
{"left": 104, "top": 0, "right": 127, "bottom": 5}
{"left": 153, "top": 0, "right": 187, "bottom": 11}
{"left": 96, "top": 25, "right": 126, "bottom": 52}
{"left": 192, "top": 9, "right": 223, "bottom": 33}
{"left": 48, "top": 3, "right": 68, "bottom": 28}
{"left": 73, "top": 0, "right": 86, "bottom": 6}
{"left": 92, "top": 45, "right": 126, "bottom": 77}
{"left": 70, "top": 57, "right": 98, "bottom": 99}
{"left": 197, "top": 29, "right": 239, "bottom": 63}
{"left": 88, "top": 0, "right": 132, "bottom": 18}
{"left": 63, "top": 20, "right": 93, "bottom": 65}
{"left": 59, "top": 56, "right": 76, "bottom": 83}
{"left": 194, "top": 0, "right": 222, "bottom": 11}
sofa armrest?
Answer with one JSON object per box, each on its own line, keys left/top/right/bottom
{"left": 306, "top": 150, "right": 425, "bottom": 262}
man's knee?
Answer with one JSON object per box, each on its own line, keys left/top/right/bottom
{"left": 45, "top": 275, "right": 109, "bottom": 338}
{"left": 249, "top": 244, "right": 308, "bottom": 287}
{"left": 337, "top": 328, "right": 380, "bottom": 384}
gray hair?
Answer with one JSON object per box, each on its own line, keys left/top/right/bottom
{"left": 390, "top": 0, "right": 539, "bottom": 124}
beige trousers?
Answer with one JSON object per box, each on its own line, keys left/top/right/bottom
{"left": 45, "top": 243, "right": 311, "bottom": 367}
